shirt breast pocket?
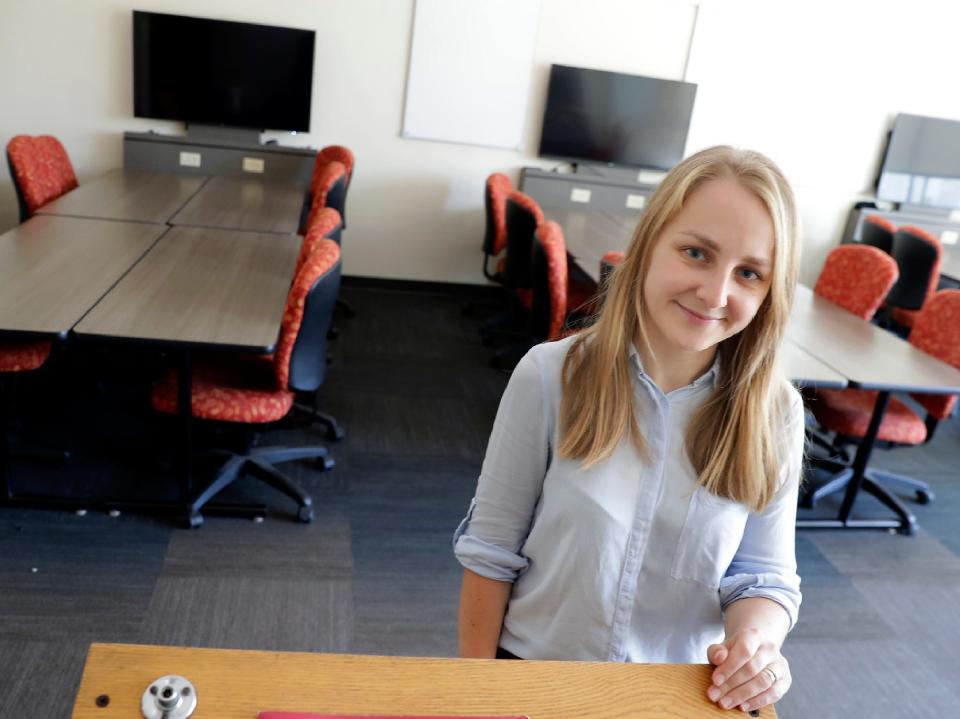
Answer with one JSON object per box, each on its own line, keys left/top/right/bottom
{"left": 670, "top": 486, "right": 750, "bottom": 589}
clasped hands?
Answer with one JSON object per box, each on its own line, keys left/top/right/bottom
{"left": 706, "top": 628, "right": 791, "bottom": 713}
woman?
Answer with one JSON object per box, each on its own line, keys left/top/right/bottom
{"left": 454, "top": 146, "right": 805, "bottom": 714}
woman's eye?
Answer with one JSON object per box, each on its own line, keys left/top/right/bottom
{"left": 683, "top": 247, "right": 705, "bottom": 260}
{"left": 739, "top": 267, "right": 762, "bottom": 281}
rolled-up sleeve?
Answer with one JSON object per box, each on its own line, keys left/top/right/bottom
{"left": 453, "top": 348, "right": 551, "bottom": 582}
{"left": 719, "top": 387, "right": 805, "bottom": 629}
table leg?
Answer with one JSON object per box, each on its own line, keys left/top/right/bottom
{"left": 837, "top": 391, "right": 890, "bottom": 521}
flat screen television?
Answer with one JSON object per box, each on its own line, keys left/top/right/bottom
{"left": 877, "top": 113, "right": 960, "bottom": 210}
{"left": 133, "top": 10, "right": 315, "bottom": 132}
{"left": 538, "top": 64, "right": 696, "bottom": 170}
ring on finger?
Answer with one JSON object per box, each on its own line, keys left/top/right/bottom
{"left": 761, "top": 666, "right": 779, "bottom": 685}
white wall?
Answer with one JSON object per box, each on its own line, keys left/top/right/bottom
{"left": 1, "top": 0, "right": 958, "bottom": 286}
{"left": 686, "top": 0, "right": 960, "bottom": 284}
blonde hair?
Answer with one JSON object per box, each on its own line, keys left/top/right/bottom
{"left": 558, "top": 146, "right": 801, "bottom": 512}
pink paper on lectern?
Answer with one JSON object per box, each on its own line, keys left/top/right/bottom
{"left": 259, "top": 714, "right": 528, "bottom": 719}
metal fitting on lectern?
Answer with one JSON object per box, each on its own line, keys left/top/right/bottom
{"left": 141, "top": 675, "right": 197, "bottom": 719}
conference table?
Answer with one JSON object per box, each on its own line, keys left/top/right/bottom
{"left": 544, "top": 204, "right": 960, "bottom": 534}
{"left": 0, "top": 215, "right": 166, "bottom": 337}
{"left": 0, "top": 168, "right": 307, "bottom": 517}
{"left": 170, "top": 174, "right": 308, "bottom": 234}
{"left": 35, "top": 168, "right": 208, "bottom": 225}
{"left": 71, "top": 642, "right": 774, "bottom": 718}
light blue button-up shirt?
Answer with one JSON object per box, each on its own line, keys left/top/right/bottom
{"left": 454, "top": 334, "right": 804, "bottom": 663}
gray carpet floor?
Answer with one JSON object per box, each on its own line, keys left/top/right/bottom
{"left": 1, "top": 283, "right": 959, "bottom": 719}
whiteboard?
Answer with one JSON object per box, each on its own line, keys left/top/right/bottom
{"left": 402, "top": 0, "right": 541, "bottom": 151}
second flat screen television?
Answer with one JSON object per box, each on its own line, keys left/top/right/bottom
{"left": 133, "top": 10, "right": 315, "bottom": 132}
{"left": 539, "top": 64, "right": 696, "bottom": 171}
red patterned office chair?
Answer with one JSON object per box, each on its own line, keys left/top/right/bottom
{"left": 297, "top": 207, "right": 342, "bottom": 274}
{"left": 312, "top": 146, "right": 354, "bottom": 228}
{"left": 291, "top": 207, "right": 345, "bottom": 441}
{"left": 805, "top": 290, "right": 960, "bottom": 508}
{"left": 481, "top": 190, "right": 544, "bottom": 349}
{"left": 304, "top": 161, "right": 353, "bottom": 320}
{"left": 6, "top": 135, "right": 78, "bottom": 222}
{"left": 484, "top": 173, "right": 512, "bottom": 283}
{"left": 501, "top": 190, "right": 544, "bottom": 303}
{"left": 530, "top": 221, "right": 572, "bottom": 342}
{"left": 492, "top": 222, "right": 588, "bottom": 370}
{"left": 860, "top": 214, "right": 896, "bottom": 255}
{"left": 151, "top": 240, "right": 342, "bottom": 528}
{"left": 886, "top": 225, "right": 942, "bottom": 331}
{"left": 308, "top": 160, "right": 348, "bottom": 231}
{"left": 814, "top": 244, "right": 900, "bottom": 321}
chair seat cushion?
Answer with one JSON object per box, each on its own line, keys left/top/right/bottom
{"left": 810, "top": 388, "right": 927, "bottom": 445}
{"left": 0, "top": 341, "right": 52, "bottom": 372}
{"left": 151, "top": 354, "right": 294, "bottom": 424}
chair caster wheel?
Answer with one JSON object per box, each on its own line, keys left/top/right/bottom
{"left": 317, "top": 456, "right": 336, "bottom": 471}
{"left": 298, "top": 506, "right": 314, "bottom": 523}
{"left": 186, "top": 511, "right": 203, "bottom": 529}
{"left": 916, "top": 489, "right": 934, "bottom": 504}
{"left": 327, "top": 425, "right": 346, "bottom": 442}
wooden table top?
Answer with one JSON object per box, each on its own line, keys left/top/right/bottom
{"left": 170, "top": 175, "right": 308, "bottom": 235}
{"left": 787, "top": 284, "right": 960, "bottom": 393}
{"left": 73, "top": 226, "right": 300, "bottom": 352}
{"left": 782, "top": 340, "right": 848, "bottom": 389}
{"left": 0, "top": 216, "right": 167, "bottom": 337}
{"left": 35, "top": 169, "right": 208, "bottom": 224}
{"left": 71, "top": 643, "right": 773, "bottom": 719}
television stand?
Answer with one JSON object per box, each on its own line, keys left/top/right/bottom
{"left": 123, "top": 131, "right": 316, "bottom": 184}
{"left": 521, "top": 166, "right": 659, "bottom": 214}
{"left": 186, "top": 123, "right": 262, "bottom": 146}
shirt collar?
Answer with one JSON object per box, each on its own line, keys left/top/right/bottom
{"left": 628, "top": 343, "right": 720, "bottom": 392}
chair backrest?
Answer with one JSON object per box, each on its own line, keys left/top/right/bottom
{"left": 860, "top": 214, "right": 896, "bottom": 254}
{"left": 908, "top": 289, "right": 960, "bottom": 420}
{"left": 483, "top": 173, "right": 512, "bottom": 257}
{"left": 886, "top": 225, "right": 942, "bottom": 311}
{"left": 312, "top": 146, "right": 353, "bottom": 227}
{"left": 274, "top": 239, "right": 342, "bottom": 393}
{"left": 814, "top": 244, "right": 899, "bottom": 320}
{"left": 296, "top": 207, "right": 343, "bottom": 275}
{"left": 314, "top": 145, "right": 354, "bottom": 186}
{"left": 6, "top": 135, "right": 78, "bottom": 219}
{"left": 502, "top": 190, "right": 544, "bottom": 290}
{"left": 306, "top": 161, "right": 347, "bottom": 230}
{"left": 599, "top": 251, "right": 625, "bottom": 286}
{"left": 530, "top": 221, "right": 568, "bottom": 341}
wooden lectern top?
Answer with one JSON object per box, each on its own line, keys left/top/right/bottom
{"left": 72, "top": 643, "right": 774, "bottom": 719}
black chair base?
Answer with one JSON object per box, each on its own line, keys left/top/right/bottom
{"left": 797, "top": 471, "right": 918, "bottom": 536}
{"left": 292, "top": 401, "right": 345, "bottom": 442}
{"left": 802, "top": 458, "right": 933, "bottom": 509}
{"left": 186, "top": 445, "right": 333, "bottom": 529}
